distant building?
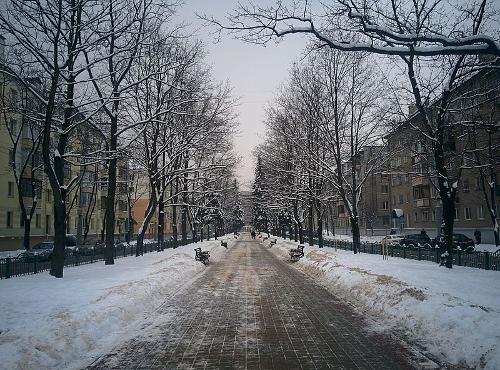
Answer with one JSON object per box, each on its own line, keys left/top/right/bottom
{"left": 385, "top": 65, "right": 500, "bottom": 242}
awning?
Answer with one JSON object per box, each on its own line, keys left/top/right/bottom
{"left": 392, "top": 209, "right": 404, "bottom": 218}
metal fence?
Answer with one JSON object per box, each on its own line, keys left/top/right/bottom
{"left": 0, "top": 238, "right": 195, "bottom": 279}
{"left": 302, "top": 238, "right": 500, "bottom": 271}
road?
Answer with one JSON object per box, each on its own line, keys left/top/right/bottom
{"left": 88, "top": 235, "right": 421, "bottom": 369}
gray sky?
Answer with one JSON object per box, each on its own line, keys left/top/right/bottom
{"left": 175, "top": 1, "right": 308, "bottom": 190}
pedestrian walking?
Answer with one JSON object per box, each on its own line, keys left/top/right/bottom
{"left": 474, "top": 229, "right": 482, "bottom": 245}
{"left": 251, "top": 230, "right": 256, "bottom": 239}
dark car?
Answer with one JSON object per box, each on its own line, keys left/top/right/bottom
{"left": 17, "top": 239, "right": 76, "bottom": 262}
{"left": 74, "top": 240, "right": 105, "bottom": 256}
{"left": 453, "top": 233, "right": 475, "bottom": 252}
{"left": 434, "top": 233, "right": 475, "bottom": 252}
{"left": 399, "top": 234, "right": 432, "bottom": 248}
{"left": 17, "top": 242, "right": 55, "bottom": 262}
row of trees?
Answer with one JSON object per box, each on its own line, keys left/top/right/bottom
{"left": 0, "top": 0, "right": 242, "bottom": 278}
{"left": 252, "top": 50, "right": 390, "bottom": 252}
{"left": 239, "top": 0, "right": 500, "bottom": 268}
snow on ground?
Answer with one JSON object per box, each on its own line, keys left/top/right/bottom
{"left": 267, "top": 238, "right": 500, "bottom": 369}
{"left": 0, "top": 237, "right": 233, "bottom": 370}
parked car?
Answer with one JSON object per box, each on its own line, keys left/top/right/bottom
{"left": 453, "top": 233, "right": 475, "bottom": 252}
{"left": 381, "top": 234, "right": 404, "bottom": 246}
{"left": 399, "top": 234, "right": 432, "bottom": 248}
{"left": 16, "top": 238, "right": 77, "bottom": 262}
{"left": 433, "top": 233, "right": 475, "bottom": 252}
{"left": 17, "top": 242, "right": 54, "bottom": 262}
{"left": 74, "top": 240, "right": 105, "bottom": 256}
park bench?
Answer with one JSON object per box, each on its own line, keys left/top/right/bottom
{"left": 269, "top": 238, "right": 277, "bottom": 247}
{"left": 289, "top": 245, "right": 305, "bottom": 262}
{"left": 221, "top": 240, "right": 228, "bottom": 248}
{"left": 194, "top": 247, "right": 210, "bottom": 265}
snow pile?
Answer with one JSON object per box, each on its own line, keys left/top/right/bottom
{"left": 0, "top": 239, "right": 229, "bottom": 370}
{"left": 270, "top": 238, "right": 500, "bottom": 369}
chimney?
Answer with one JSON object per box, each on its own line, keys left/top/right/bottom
{"left": 0, "top": 35, "right": 5, "bottom": 64}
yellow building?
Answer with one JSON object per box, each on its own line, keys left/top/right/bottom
{"left": 0, "top": 37, "right": 130, "bottom": 251}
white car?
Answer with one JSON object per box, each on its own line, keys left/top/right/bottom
{"left": 381, "top": 234, "right": 404, "bottom": 246}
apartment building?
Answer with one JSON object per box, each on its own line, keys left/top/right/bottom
{"left": 0, "top": 39, "right": 130, "bottom": 251}
{"left": 333, "top": 146, "right": 392, "bottom": 235}
{"left": 386, "top": 64, "right": 500, "bottom": 242}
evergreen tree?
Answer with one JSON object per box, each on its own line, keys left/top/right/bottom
{"left": 252, "top": 156, "right": 269, "bottom": 232}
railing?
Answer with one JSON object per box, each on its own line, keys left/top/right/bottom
{"left": 0, "top": 237, "right": 195, "bottom": 279}
{"left": 301, "top": 238, "right": 500, "bottom": 272}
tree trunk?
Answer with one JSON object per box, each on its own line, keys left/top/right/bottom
{"left": 171, "top": 180, "right": 178, "bottom": 248}
{"left": 440, "top": 196, "right": 455, "bottom": 268}
{"left": 105, "top": 152, "right": 117, "bottom": 265}
{"left": 23, "top": 215, "right": 31, "bottom": 251}
{"left": 317, "top": 208, "right": 323, "bottom": 248}
{"left": 308, "top": 206, "right": 314, "bottom": 245}
{"left": 50, "top": 193, "right": 66, "bottom": 278}
{"left": 136, "top": 197, "right": 156, "bottom": 256}
{"left": 351, "top": 216, "right": 360, "bottom": 254}
{"left": 157, "top": 194, "right": 164, "bottom": 251}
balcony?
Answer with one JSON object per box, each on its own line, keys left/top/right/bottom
{"left": 415, "top": 198, "right": 430, "bottom": 208}
{"left": 411, "top": 175, "right": 429, "bottom": 187}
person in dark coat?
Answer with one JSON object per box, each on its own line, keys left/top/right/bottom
{"left": 474, "top": 230, "right": 482, "bottom": 245}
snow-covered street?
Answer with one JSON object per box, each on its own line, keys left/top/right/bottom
{"left": 0, "top": 239, "right": 229, "bottom": 370}
{"left": 269, "top": 237, "right": 500, "bottom": 369}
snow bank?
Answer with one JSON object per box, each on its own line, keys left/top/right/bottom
{"left": 0, "top": 239, "right": 230, "bottom": 370}
{"left": 270, "top": 238, "right": 500, "bottom": 369}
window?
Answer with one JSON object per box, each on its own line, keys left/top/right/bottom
{"left": 406, "top": 193, "right": 410, "bottom": 204}
{"left": 464, "top": 207, "right": 471, "bottom": 220}
{"left": 100, "top": 177, "right": 108, "bottom": 191}
{"left": 91, "top": 217, "right": 95, "bottom": 230}
{"left": 8, "top": 182, "right": 14, "bottom": 197}
{"left": 119, "top": 200, "right": 127, "bottom": 211}
{"left": 476, "top": 176, "right": 485, "bottom": 191}
{"left": 67, "top": 217, "right": 71, "bottom": 234}
{"left": 101, "top": 196, "right": 107, "bottom": 209}
{"left": 80, "top": 192, "right": 92, "bottom": 206}
{"left": 9, "top": 88, "right": 18, "bottom": 106}
{"left": 9, "top": 119, "right": 17, "bottom": 135}
{"left": 45, "top": 215, "right": 50, "bottom": 234}
{"left": 46, "top": 189, "right": 52, "bottom": 202}
{"left": 20, "top": 178, "right": 41, "bottom": 197}
{"left": 422, "top": 211, "right": 429, "bottom": 222}
{"left": 382, "top": 201, "right": 389, "bottom": 210}
{"left": 382, "top": 216, "right": 389, "bottom": 226}
{"left": 6, "top": 211, "right": 13, "bottom": 228}
{"left": 477, "top": 206, "right": 484, "bottom": 220}
{"left": 399, "top": 194, "right": 404, "bottom": 205}
{"left": 432, "top": 210, "right": 436, "bottom": 221}
{"left": 454, "top": 208, "right": 459, "bottom": 221}
{"left": 414, "top": 212, "right": 418, "bottom": 222}
{"left": 35, "top": 214, "right": 41, "bottom": 228}
{"left": 8, "top": 149, "right": 14, "bottom": 166}
{"left": 63, "top": 163, "right": 71, "bottom": 179}
{"left": 463, "top": 179, "right": 470, "bottom": 192}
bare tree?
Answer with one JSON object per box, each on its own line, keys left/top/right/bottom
{"left": 206, "top": 0, "right": 499, "bottom": 267}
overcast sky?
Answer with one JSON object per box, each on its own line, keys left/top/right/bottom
{"left": 175, "top": 1, "right": 309, "bottom": 190}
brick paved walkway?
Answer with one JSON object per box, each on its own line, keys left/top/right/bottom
{"left": 88, "top": 236, "right": 422, "bottom": 369}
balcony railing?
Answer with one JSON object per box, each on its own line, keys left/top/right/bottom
{"left": 415, "top": 198, "right": 430, "bottom": 208}
{"left": 411, "top": 175, "right": 429, "bottom": 187}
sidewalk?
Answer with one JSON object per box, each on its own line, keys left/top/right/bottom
{"left": 89, "top": 236, "right": 424, "bottom": 369}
